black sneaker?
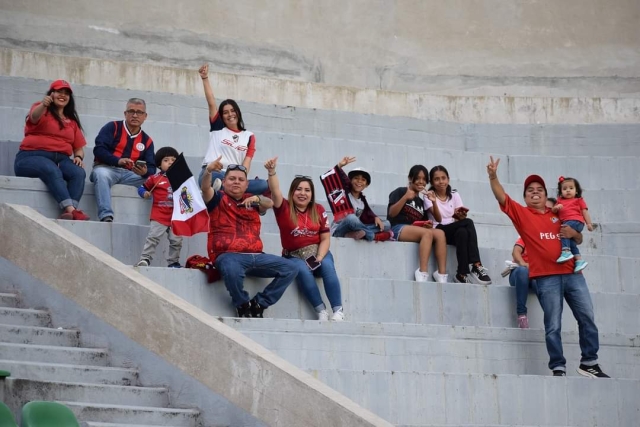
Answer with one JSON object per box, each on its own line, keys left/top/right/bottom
{"left": 101, "top": 216, "right": 114, "bottom": 223}
{"left": 236, "top": 302, "right": 252, "bottom": 318}
{"left": 167, "top": 262, "right": 182, "bottom": 268}
{"left": 250, "top": 297, "right": 265, "bottom": 318}
{"left": 577, "top": 364, "right": 610, "bottom": 378}
{"left": 553, "top": 370, "right": 566, "bottom": 377}
{"left": 454, "top": 273, "right": 472, "bottom": 284}
{"left": 470, "top": 264, "right": 492, "bottom": 285}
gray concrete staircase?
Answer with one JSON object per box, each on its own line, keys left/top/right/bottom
{"left": 1, "top": 75, "right": 639, "bottom": 426}
{"left": 0, "top": 289, "right": 200, "bottom": 425}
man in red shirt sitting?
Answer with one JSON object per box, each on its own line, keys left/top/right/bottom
{"left": 487, "top": 156, "right": 609, "bottom": 378}
{"left": 201, "top": 163, "right": 297, "bottom": 318}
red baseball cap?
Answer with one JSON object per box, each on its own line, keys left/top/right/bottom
{"left": 49, "top": 79, "right": 73, "bottom": 93}
{"left": 523, "top": 174, "right": 546, "bottom": 191}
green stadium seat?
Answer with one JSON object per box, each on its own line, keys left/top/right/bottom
{"left": 0, "top": 371, "right": 10, "bottom": 379}
{"left": 0, "top": 401, "right": 17, "bottom": 427}
{"left": 20, "top": 402, "right": 79, "bottom": 427}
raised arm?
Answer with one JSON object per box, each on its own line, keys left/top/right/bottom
{"left": 264, "top": 157, "right": 284, "bottom": 208}
{"left": 424, "top": 190, "right": 442, "bottom": 223}
{"left": 29, "top": 96, "right": 52, "bottom": 124}
{"left": 487, "top": 156, "right": 506, "bottom": 206}
{"left": 199, "top": 64, "right": 217, "bottom": 119}
{"left": 201, "top": 157, "right": 221, "bottom": 203}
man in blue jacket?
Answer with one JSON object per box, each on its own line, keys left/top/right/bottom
{"left": 90, "top": 98, "right": 156, "bottom": 222}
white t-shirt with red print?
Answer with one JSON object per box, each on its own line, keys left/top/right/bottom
{"left": 202, "top": 113, "right": 256, "bottom": 169}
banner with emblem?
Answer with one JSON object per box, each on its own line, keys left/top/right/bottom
{"left": 165, "top": 153, "right": 209, "bottom": 236}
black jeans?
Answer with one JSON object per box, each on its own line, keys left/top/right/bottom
{"left": 437, "top": 218, "right": 481, "bottom": 274}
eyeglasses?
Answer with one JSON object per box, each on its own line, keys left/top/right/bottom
{"left": 295, "top": 175, "right": 312, "bottom": 180}
{"left": 125, "top": 109, "right": 147, "bottom": 116}
{"left": 227, "top": 164, "right": 247, "bottom": 172}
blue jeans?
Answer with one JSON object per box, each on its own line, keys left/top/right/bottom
{"left": 286, "top": 251, "right": 342, "bottom": 312}
{"left": 534, "top": 273, "right": 599, "bottom": 371}
{"left": 198, "top": 167, "right": 268, "bottom": 195}
{"left": 215, "top": 253, "right": 297, "bottom": 308}
{"left": 560, "top": 220, "right": 584, "bottom": 256}
{"left": 90, "top": 165, "right": 145, "bottom": 220}
{"left": 508, "top": 266, "right": 537, "bottom": 315}
{"left": 14, "top": 150, "right": 86, "bottom": 209}
{"left": 332, "top": 214, "right": 391, "bottom": 241}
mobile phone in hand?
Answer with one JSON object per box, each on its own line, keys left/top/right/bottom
{"left": 412, "top": 220, "right": 433, "bottom": 227}
{"left": 457, "top": 206, "right": 469, "bottom": 213}
{"left": 305, "top": 255, "right": 321, "bottom": 271}
{"left": 135, "top": 160, "right": 146, "bottom": 167}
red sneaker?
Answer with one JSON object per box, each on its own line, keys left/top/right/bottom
{"left": 58, "top": 212, "right": 73, "bottom": 220}
{"left": 71, "top": 209, "right": 90, "bottom": 221}
{"left": 373, "top": 231, "right": 393, "bottom": 242}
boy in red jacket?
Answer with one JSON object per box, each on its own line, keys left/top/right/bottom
{"left": 134, "top": 147, "right": 183, "bottom": 268}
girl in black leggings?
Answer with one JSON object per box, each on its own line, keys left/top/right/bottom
{"left": 428, "top": 165, "right": 492, "bottom": 284}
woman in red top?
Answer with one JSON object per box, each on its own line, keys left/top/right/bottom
{"left": 264, "top": 157, "right": 344, "bottom": 321}
{"left": 14, "top": 80, "right": 89, "bottom": 220}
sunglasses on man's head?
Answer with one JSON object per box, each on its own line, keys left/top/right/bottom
{"left": 295, "top": 175, "right": 312, "bottom": 180}
{"left": 228, "top": 164, "right": 247, "bottom": 172}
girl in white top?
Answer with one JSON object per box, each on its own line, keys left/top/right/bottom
{"left": 427, "top": 165, "right": 492, "bottom": 285}
{"left": 197, "top": 64, "right": 267, "bottom": 195}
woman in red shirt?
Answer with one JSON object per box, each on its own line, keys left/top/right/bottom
{"left": 264, "top": 157, "right": 344, "bottom": 321}
{"left": 14, "top": 80, "right": 89, "bottom": 220}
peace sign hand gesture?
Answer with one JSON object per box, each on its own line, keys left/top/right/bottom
{"left": 487, "top": 156, "right": 500, "bottom": 180}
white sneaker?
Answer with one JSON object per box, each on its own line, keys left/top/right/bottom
{"left": 317, "top": 309, "right": 329, "bottom": 321}
{"left": 432, "top": 271, "right": 449, "bottom": 283}
{"left": 212, "top": 178, "right": 222, "bottom": 192}
{"left": 414, "top": 269, "right": 430, "bottom": 282}
{"left": 331, "top": 308, "right": 344, "bottom": 322}
{"left": 135, "top": 259, "right": 149, "bottom": 267}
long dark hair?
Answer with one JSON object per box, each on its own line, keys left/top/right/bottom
{"left": 46, "top": 89, "right": 83, "bottom": 132}
{"left": 428, "top": 165, "right": 453, "bottom": 201}
{"left": 556, "top": 177, "right": 583, "bottom": 198}
{"left": 218, "top": 99, "right": 245, "bottom": 131}
{"left": 287, "top": 177, "right": 320, "bottom": 226}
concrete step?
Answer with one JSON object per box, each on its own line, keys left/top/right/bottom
{"left": 48, "top": 218, "right": 640, "bottom": 293}
{"left": 5, "top": 378, "right": 168, "bottom": 407}
{"left": 4, "top": 175, "right": 640, "bottom": 258}
{"left": 0, "top": 342, "right": 108, "bottom": 366}
{"left": 4, "top": 76, "right": 640, "bottom": 156}
{"left": 0, "top": 307, "right": 51, "bottom": 327}
{"left": 224, "top": 318, "right": 640, "bottom": 379}
{"left": 313, "top": 370, "right": 639, "bottom": 426}
{"left": 140, "top": 265, "right": 640, "bottom": 335}
{"left": 0, "top": 324, "right": 80, "bottom": 346}
{"left": 0, "top": 292, "right": 19, "bottom": 308}
{"left": 62, "top": 401, "right": 199, "bottom": 426}
{"left": 0, "top": 359, "right": 137, "bottom": 386}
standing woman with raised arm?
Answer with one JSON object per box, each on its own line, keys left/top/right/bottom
{"left": 14, "top": 79, "right": 90, "bottom": 221}
{"left": 265, "top": 157, "right": 344, "bottom": 321}
{"left": 197, "top": 64, "right": 267, "bottom": 195}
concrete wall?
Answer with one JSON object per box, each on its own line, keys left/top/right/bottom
{"left": 2, "top": 49, "right": 640, "bottom": 125}
{"left": 1, "top": 0, "right": 639, "bottom": 95}
{"left": 0, "top": 203, "right": 393, "bottom": 427}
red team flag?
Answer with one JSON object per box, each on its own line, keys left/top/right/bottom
{"left": 165, "top": 154, "right": 209, "bottom": 236}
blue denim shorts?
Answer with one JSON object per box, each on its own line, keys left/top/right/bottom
{"left": 391, "top": 224, "right": 406, "bottom": 239}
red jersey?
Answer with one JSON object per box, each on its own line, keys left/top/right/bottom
{"left": 20, "top": 103, "right": 86, "bottom": 156}
{"left": 273, "top": 199, "right": 329, "bottom": 252}
{"left": 556, "top": 197, "right": 588, "bottom": 223}
{"left": 206, "top": 192, "right": 263, "bottom": 259}
{"left": 500, "top": 194, "right": 574, "bottom": 278}
{"left": 143, "top": 173, "right": 174, "bottom": 226}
